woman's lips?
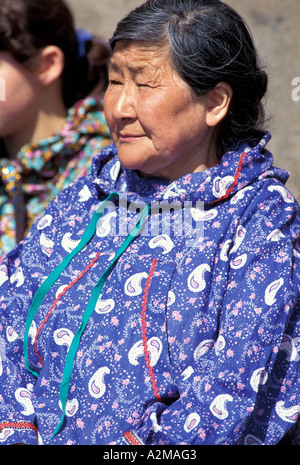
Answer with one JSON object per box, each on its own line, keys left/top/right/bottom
{"left": 118, "top": 133, "right": 143, "bottom": 142}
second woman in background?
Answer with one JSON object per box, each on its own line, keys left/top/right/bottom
{"left": 0, "top": 0, "right": 111, "bottom": 259}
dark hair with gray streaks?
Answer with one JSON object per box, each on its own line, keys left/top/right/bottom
{"left": 110, "top": 0, "right": 268, "bottom": 157}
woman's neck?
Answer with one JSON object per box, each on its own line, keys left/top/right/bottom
{"left": 4, "top": 108, "right": 67, "bottom": 160}
{"left": 4, "top": 112, "right": 68, "bottom": 159}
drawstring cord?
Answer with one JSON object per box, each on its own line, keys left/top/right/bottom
{"left": 23, "top": 191, "right": 150, "bottom": 437}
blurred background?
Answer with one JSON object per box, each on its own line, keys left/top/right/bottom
{"left": 67, "top": 0, "right": 300, "bottom": 199}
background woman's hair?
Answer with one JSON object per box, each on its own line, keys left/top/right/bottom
{"left": 0, "top": 0, "right": 110, "bottom": 107}
{"left": 110, "top": 0, "right": 268, "bottom": 156}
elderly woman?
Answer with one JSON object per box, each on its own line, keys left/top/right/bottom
{"left": 0, "top": 0, "right": 299, "bottom": 445}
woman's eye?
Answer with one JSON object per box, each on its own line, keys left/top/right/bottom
{"left": 137, "top": 83, "right": 151, "bottom": 88}
{"left": 109, "top": 79, "right": 122, "bottom": 86}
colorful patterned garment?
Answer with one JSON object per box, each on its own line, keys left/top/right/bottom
{"left": 0, "top": 132, "right": 299, "bottom": 445}
{"left": 0, "top": 96, "right": 111, "bottom": 260}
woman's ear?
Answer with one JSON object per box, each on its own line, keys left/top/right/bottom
{"left": 205, "top": 82, "right": 233, "bottom": 127}
{"left": 36, "top": 46, "right": 65, "bottom": 86}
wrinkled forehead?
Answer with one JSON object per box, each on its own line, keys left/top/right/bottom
{"left": 108, "top": 40, "right": 171, "bottom": 74}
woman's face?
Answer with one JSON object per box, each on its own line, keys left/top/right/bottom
{"left": 104, "top": 41, "right": 218, "bottom": 180}
{"left": 0, "top": 52, "right": 39, "bottom": 141}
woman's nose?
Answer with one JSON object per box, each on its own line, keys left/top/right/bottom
{"left": 112, "top": 85, "right": 136, "bottom": 122}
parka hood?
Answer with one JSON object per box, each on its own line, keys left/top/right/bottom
{"left": 91, "top": 131, "right": 290, "bottom": 206}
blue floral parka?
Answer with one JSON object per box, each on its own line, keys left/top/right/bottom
{"left": 0, "top": 132, "right": 299, "bottom": 445}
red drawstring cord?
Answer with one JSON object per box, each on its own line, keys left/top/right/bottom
{"left": 141, "top": 258, "right": 161, "bottom": 402}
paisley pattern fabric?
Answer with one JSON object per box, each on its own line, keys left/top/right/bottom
{"left": 0, "top": 96, "right": 111, "bottom": 260}
{"left": 0, "top": 132, "right": 299, "bottom": 445}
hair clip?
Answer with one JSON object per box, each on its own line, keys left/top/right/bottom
{"left": 75, "top": 28, "right": 93, "bottom": 59}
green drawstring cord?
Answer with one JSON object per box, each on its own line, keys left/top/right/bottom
{"left": 23, "top": 191, "right": 150, "bottom": 437}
